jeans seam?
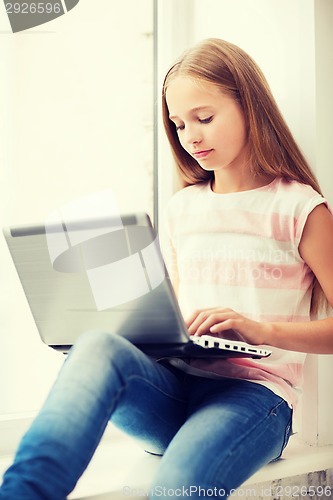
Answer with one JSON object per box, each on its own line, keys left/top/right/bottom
{"left": 272, "top": 410, "right": 293, "bottom": 461}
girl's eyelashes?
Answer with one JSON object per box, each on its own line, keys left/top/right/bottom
{"left": 199, "top": 116, "right": 213, "bottom": 124}
{"left": 173, "top": 116, "right": 213, "bottom": 131}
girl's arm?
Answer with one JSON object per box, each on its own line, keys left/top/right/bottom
{"left": 187, "top": 204, "right": 333, "bottom": 354}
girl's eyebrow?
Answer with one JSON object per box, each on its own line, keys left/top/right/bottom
{"left": 169, "top": 105, "right": 214, "bottom": 120}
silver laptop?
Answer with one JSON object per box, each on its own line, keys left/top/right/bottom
{"left": 2, "top": 213, "right": 271, "bottom": 359}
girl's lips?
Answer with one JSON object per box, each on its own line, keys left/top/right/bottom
{"left": 192, "top": 149, "right": 213, "bottom": 159}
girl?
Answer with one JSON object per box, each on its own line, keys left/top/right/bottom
{"left": 1, "top": 38, "right": 333, "bottom": 499}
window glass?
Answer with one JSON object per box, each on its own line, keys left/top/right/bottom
{"left": 0, "top": 0, "right": 154, "bottom": 414}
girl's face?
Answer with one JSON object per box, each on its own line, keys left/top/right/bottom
{"left": 166, "top": 77, "right": 249, "bottom": 174}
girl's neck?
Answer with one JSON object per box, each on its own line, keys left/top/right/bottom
{"left": 211, "top": 171, "right": 275, "bottom": 194}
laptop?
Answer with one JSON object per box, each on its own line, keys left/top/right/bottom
{"left": 2, "top": 212, "right": 271, "bottom": 360}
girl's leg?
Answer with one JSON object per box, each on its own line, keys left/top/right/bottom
{"left": 149, "top": 378, "right": 292, "bottom": 499}
{"left": 0, "top": 331, "right": 187, "bottom": 500}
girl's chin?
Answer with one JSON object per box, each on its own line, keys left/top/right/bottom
{"left": 198, "top": 163, "right": 221, "bottom": 172}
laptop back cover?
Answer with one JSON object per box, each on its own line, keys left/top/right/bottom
{"left": 3, "top": 213, "right": 190, "bottom": 350}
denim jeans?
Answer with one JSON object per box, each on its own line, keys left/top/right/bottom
{"left": 0, "top": 331, "right": 292, "bottom": 499}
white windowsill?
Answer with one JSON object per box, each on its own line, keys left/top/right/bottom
{"left": 1, "top": 419, "right": 332, "bottom": 499}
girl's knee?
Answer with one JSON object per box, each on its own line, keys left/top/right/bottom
{"left": 75, "top": 329, "right": 114, "bottom": 347}
{"left": 64, "top": 331, "right": 155, "bottom": 389}
{"left": 70, "top": 330, "right": 142, "bottom": 369}
{"left": 70, "top": 330, "right": 130, "bottom": 360}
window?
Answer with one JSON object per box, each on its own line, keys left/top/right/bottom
{"left": 0, "top": 0, "right": 155, "bottom": 416}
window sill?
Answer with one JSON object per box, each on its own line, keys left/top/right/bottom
{"left": 1, "top": 420, "right": 332, "bottom": 499}
{"left": 70, "top": 431, "right": 333, "bottom": 499}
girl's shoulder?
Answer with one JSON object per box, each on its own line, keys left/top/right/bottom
{"left": 272, "top": 177, "right": 326, "bottom": 210}
{"left": 275, "top": 178, "right": 321, "bottom": 199}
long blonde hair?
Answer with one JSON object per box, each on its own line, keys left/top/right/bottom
{"left": 162, "top": 38, "right": 326, "bottom": 315}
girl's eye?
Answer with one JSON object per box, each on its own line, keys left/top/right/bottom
{"left": 175, "top": 124, "right": 185, "bottom": 131}
{"left": 199, "top": 116, "right": 213, "bottom": 124}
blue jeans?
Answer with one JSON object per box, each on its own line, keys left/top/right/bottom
{"left": 0, "top": 331, "right": 292, "bottom": 499}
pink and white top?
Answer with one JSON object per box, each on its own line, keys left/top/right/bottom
{"left": 164, "top": 177, "right": 327, "bottom": 425}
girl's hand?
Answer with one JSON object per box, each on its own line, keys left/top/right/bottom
{"left": 186, "top": 307, "right": 268, "bottom": 346}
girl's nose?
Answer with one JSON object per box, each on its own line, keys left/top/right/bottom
{"left": 184, "top": 126, "right": 201, "bottom": 147}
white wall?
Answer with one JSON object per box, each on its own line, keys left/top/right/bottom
{"left": 0, "top": 0, "right": 154, "bottom": 416}
{"left": 156, "top": 0, "right": 195, "bottom": 236}
{"left": 314, "top": 0, "right": 333, "bottom": 446}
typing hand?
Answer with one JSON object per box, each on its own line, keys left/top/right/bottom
{"left": 186, "top": 307, "right": 267, "bottom": 346}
